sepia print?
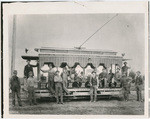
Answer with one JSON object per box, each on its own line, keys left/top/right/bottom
{"left": 2, "top": 2, "right": 148, "bottom": 118}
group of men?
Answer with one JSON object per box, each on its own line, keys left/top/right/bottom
{"left": 120, "top": 70, "right": 143, "bottom": 102}
{"left": 41, "top": 63, "right": 71, "bottom": 104}
{"left": 98, "top": 62, "right": 129, "bottom": 88}
{"left": 10, "top": 59, "right": 40, "bottom": 106}
{"left": 10, "top": 59, "right": 70, "bottom": 106}
{"left": 89, "top": 62, "right": 143, "bottom": 102}
{"left": 10, "top": 60, "right": 144, "bottom": 107}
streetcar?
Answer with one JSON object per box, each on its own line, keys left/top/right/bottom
{"left": 22, "top": 47, "right": 127, "bottom": 99}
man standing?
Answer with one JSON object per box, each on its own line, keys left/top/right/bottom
{"left": 41, "top": 63, "right": 55, "bottom": 94}
{"left": 61, "top": 67, "right": 71, "bottom": 94}
{"left": 90, "top": 71, "right": 99, "bottom": 102}
{"left": 27, "top": 71, "right": 37, "bottom": 105}
{"left": 10, "top": 70, "right": 22, "bottom": 106}
{"left": 54, "top": 71, "right": 64, "bottom": 104}
{"left": 121, "top": 73, "right": 130, "bottom": 101}
{"left": 135, "top": 71, "right": 143, "bottom": 102}
{"left": 122, "top": 62, "right": 130, "bottom": 76}
{"left": 24, "top": 59, "right": 38, "bottom": 96}
{"left": 61, "top": 67, "right": 68, "bottom": 87}
{"left": 24, "top": 59, "right": 38, "bottom": 78}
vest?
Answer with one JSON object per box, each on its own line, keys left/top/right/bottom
{"left": 91, "top": 77, "right": 97, "bottom": 86}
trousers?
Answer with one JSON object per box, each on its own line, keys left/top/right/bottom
{"left": 48, "top": 80, "right": 55, "bottom": 94}
{"left": 135, "top": 85, "right": 142, "bottom": 101}
{"left": 100, "top": 78, "right": 107, "bottom": 88}
{"left": 12, "top": 89, "right": 22, "bottom": 106}
{"left": 63, "top": 79, "right": 68, "bottom": 87}
{"left": 28, "top": 86, "right": 36, "bottom": 105}
{"left": 122, "top": 87, "right": 130, "bottom": 100}
{"left": 90, "top": 85, "right": 97, "bottom": 101}
{"left": 62, "top": 81, "right": 70, "bottom": 94}
{"left": 55, "top": 83, "right": 63, "bottom": 103}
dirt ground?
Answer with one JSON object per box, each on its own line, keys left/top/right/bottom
{"left": 9, "top": 91, "right": 144, "bottom": 115}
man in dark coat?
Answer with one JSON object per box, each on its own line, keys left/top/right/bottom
{"left": 24, "top": 59, "right": 38, "bottom": 78}
{"left": 10, "top": 70, "right": 22, "bottom": 106}
{"left": 135, "top": 71, "right": 143, "bottom": 102}
{"left": 121, "top": 73, "right": 131, "bottom": 101}
{"left": 122, "top": 62, "right": 130, "bottom": 76}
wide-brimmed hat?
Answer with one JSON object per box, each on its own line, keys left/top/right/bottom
{"left": 44, "top": 62, "right": 55, "bottom": 68}
{"left": 124, "top": 62, "right": 127, "bottom": 64}
{"left": 136, "top": 71, "right": 141, "bottom": 74}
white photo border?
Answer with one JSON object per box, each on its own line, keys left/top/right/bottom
{"left": 2, "top": 1, "right": 148, "bottom": 118}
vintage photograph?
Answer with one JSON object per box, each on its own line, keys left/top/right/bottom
{"left": 2, "top": 2, "right": 148, "bottom": 118}
{"left": 8, "top": 13, "right": 145, "bottom": 115}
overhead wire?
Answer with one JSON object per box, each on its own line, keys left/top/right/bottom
{"left": 78, "top": 14, "right": 119, "bottom": 49}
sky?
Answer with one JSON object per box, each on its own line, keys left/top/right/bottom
{"left": 9, "top": 14, "right": 145, "bottom": 77}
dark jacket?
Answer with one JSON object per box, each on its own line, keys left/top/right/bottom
{"left": 108, "top": 73, "right": 114, "bottom": 82}
{"left": 10, "top": 76, "right": 20, "bottom": 91}
{"left": 99, "top": 72, "right": 107, "bottom": 79}
{"left": 121, "top": 76, "right": 130, "bottom": 88}
{"left": 135, "top": 76, "right": 143, "bottom": 85}
{"left": 90, "top": 76, "right": 98, "bottom": 86}
{"left": 122, "top": 66, "right": 129, "bottom": 74}
{"left": 24, "top": 64, "right": 38, "bottom": 78}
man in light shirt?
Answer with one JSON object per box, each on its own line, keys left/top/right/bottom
{"left": 135, "top": 71, "right": 143, "bottom": 102}
{"left": 41, "top": 63, "right": 55, "bottom": 94}
{"left": 27, "top": 71, "right": 37, "bottom": 105}
{"left": 54, "top": 71, "right": 64, "bottom": 104}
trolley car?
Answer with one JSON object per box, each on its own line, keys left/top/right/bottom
{"left": 22, "top": 47, "right": 126, "bottom": 99}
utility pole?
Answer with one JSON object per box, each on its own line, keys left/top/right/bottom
{"left": 11, "top": 15, "right": 16, "bottom": 76}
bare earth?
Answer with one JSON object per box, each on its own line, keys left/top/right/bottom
{"left": 9, "top": 91, "right": 144, "bottom": 115}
